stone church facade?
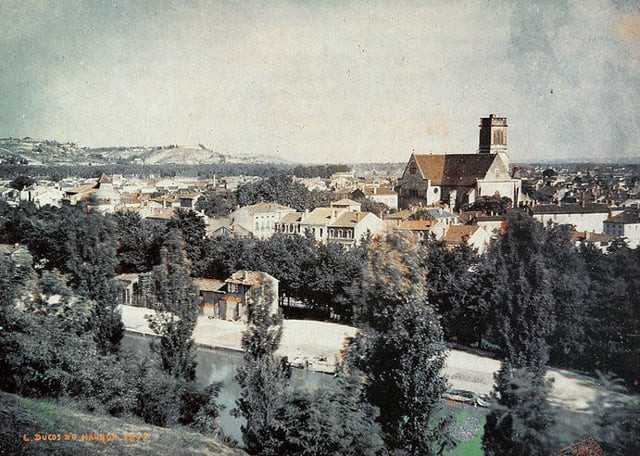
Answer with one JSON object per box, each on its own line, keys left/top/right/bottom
{"left": 396, "top": 114, "right": 521, "bottom": 210}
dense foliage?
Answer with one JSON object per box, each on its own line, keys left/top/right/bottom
{"left": 2, "top": 198, "right": 640, "bottom": 453}
{"left": 0, "top": 162, "right": 292, "bottom": 180}
{"left": 346, "top": 233, "right": 455, "bottom": 455}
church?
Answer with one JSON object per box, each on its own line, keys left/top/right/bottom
{"left": 396, "top": 114, "right": 521, "bottom": 210}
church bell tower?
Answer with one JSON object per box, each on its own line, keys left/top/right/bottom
{"left": 478, "top": 114, "right": 507, "bottom": 154}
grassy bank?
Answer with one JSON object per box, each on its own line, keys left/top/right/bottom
{"left": 0, "top": 391, "right": 243, "bottom": 456}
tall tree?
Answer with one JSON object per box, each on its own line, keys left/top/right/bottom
{"left": 232, "top": 277, "right": 290, "bottom": 455}
{"left": 483, "top": 364, "right": 556, "bottom": 456}
{"left": 483, "top": 213, "right": 556, "bottom": 456}
{"left": 346, "top": 233, "right": 455, "bottom": 455}
{"left": 166, "top": 209, "right": 206, "bottom": 268}
{"left": 424, "top": 238, "right": 491, "bottom": 346}
{"left": 542, "top": 223, "right": 589, "bottom": 369}
{"left": 64, "top": 209, "right": 123, "bottom": 354}
{"left": 486, "top": 213, "right": 555, "bottom": 372}
{"left": 147, "top": 232, "right": 200, "bottom": 381}
{"left": 112, "top": 211, "right": 163, "bottom": 273}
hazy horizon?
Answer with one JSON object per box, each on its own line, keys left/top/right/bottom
{"left": 2, "top": 0, "right": 639, "bottom": 164}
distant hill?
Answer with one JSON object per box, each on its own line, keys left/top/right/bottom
{"left": 0, "top": 390, "right": 243, "bottom": 456}
{"left": 0, "top": 138, "right": 292, "bottom": 166}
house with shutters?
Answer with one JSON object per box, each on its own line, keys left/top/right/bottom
{"left": 395, "top": 114, "right": 521, "bottom": 210}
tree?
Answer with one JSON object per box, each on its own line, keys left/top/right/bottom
{"left": 0, "top": 251, "right": 33, "bottom": 392}
{"left": 196, "top": 189, "right": 237, "bottom": 216}
{"left": 281, "top": 367, "right": 385, "bottom": 455}
{"left": 483, "top": 213, "right": 557, "bottom": 456}
{"left": 483, "top": 364, "right": 556, "bottom": 456}
{"left": 147, "top": 232, "right": 199, "bottom": 381}
{"left": 579, "top": 242, "right": 640, "bottom": 384}
{"left": 65, "top": 210, "right": 123, "bottom": 354}
{"left": 138, "top": 233, "right": 223, "bottom": 430}
{"left": 232, "top": 277, "right": 290, "bottom": 455}
{"left": 166, "top": 209, "right": 206, "bottom": 268}
{"left": 486, "top": 213, "right": 555, "bottom": 372}
{"left": 542, "top": 223, "right": 589, "bottom": 369}
{"left": 236, "top": 174, "right": 335, "bottom": 211}
{"left": 8, "top": 175, "right": 35, "bottom": 191}
{"left": 423, "top": 238, "right": 491, "bottom": 346}
{"left": 346, "top": 233, "right": 455, "bottom": 455}
{"left": 590, "top": 373, "right": 640, "bottom": 456}
{"left": 462, "top": 195, "right": 512, "bottom": 215}
{"left": 113, "top": 211, "right": 163, "bottom": 273}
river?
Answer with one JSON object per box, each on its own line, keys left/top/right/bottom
{"left": 121, "top": 333, "right": 336, "bottom": 441}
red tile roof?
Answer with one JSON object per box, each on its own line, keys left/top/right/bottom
{"left": 412, "top": 154, "right": 497, "bottom": 186}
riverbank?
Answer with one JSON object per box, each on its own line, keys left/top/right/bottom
{"left": 120, "top": 305, "right": 598, "bottom": 411}
{"left": 120, "top": 305, "right": 355, "bottom": 373}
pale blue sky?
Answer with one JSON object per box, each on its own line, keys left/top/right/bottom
{"left": 1, "top": 0, "right": 639, "bottom": 163}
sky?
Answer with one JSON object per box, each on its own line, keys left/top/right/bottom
{"left": 1, "top": 0, "right": 639, "bottom": 164}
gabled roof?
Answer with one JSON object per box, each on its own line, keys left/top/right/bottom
{"left": 442, "top": 225, "right": 482, "bottom": 245}
{"left": 571, "top": 231, "right": 614, "bottom": 243}
{"left": 384, "top": 209, "right": 415, "bottom": 220}
{"left": 226, "top": 270, "right": 278, "bottom": 286}
{"left": 280, "top": 212, "right": 305, "bottom": 224}
{"left": 396, "top": 219, "right": 437, "bottom": 231}
{"left": 301, "top": 207, "right": 339, "bottom": 225}
{"left": 114, "top": 273, "right": 139, "bottom": 283}
{"left": 65, "top": 185, "right": 96, "bottom": 195}
{"left": 410, "top": 153, "right": 497, "bottom": 186}
{"left": 178, "top": 192, "right": 202, "bottom": 200}
{"left": 330, "top": 211, "right": 375, "bottom": 228}
{"left": 194, "top": 278, "right": 226, "bottom": 292}
{"left": 605, "top": 210, "right": 640, "bottom": 224}
{"left": 363, "top": 187, "right": 397, "bottom": 196}
{"left": 97, "top": 173, "right": 112, "bottom": 184}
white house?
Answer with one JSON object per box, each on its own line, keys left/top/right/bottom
{"left": 528, "top": 203, "right": 610, "bottom": 232}
{"left": 363, "top": 187, "right": 398, "bottom": 210}
{"left": 298, "top": 207, "right": 344, "bottom": 243}
{"left": 603, "top": 210, "right": 640, "bottom": 248}
{"left": 327, "top": 211, "right": 387, "bottom": 246}
{"left": 231, "top": 202, "right": 297, "bottom": 239}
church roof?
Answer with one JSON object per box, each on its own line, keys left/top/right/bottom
{"left": 411, "top": 154, "right": 497, "bottom": 186}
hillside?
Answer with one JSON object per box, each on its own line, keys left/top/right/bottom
{"left": 0, "top": 138, "right": 291, "bottom": 166}
{"left": 0, "top": 391, "right": 244, "bottom": 456}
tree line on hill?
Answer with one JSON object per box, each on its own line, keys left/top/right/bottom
{"left": 0, "top": 163, "right": 354, "bottom": 181}
{"left": 1, "top": 199, "right": 639, "bottom": 454}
